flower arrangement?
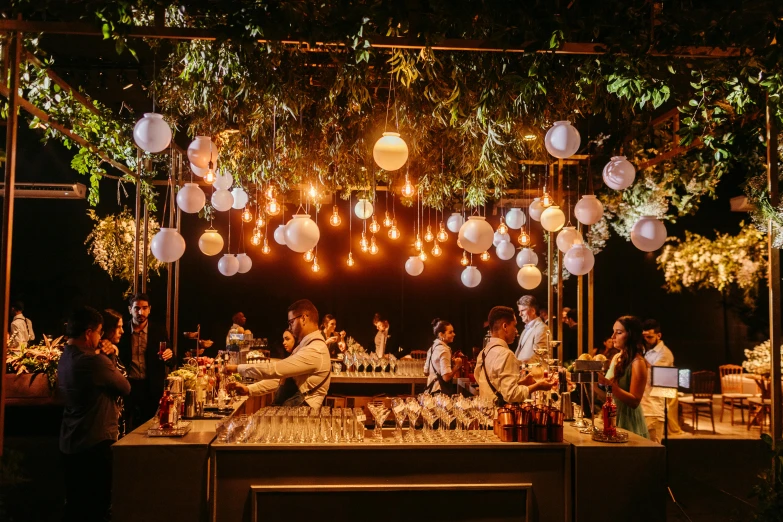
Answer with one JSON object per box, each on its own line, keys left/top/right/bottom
{"left": 6, "top": 335, "right": 65, "bottom": 389}
{"left": 85, "top": 208, "right": 165, "bottom": 295}
{"left": 168, "top": 367, "right": 198, "bottom": 390}
{"left": 743, "top": 340, "right": 783, "bottom": 377}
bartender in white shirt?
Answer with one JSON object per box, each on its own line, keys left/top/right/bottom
{"left": 514, "top": 295, "right": 549, "bottom": 362}
{"left": 373, "top": 313, "right": 389, "bottom": 357}
{"left": 225, "top": 299, "right": 331, "bottom": 408}
{"left": 476, "top": 306, "right": 554, "bottom": 405}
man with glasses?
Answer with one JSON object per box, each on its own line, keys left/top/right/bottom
{"left": 226, "top": 299, "right": 331, "bottom": 407}
{"left": 514, "top": 295, "right": 550, "bottom": 363}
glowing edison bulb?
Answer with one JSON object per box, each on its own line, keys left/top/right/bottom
{"left": 346, "top": 252, "right": 355, "bottom": 267}
{"left": 261, "top": 239, "right": 271, "bottom": 254}
{"left": 369, "top": 217, "right": 381, "bottom": 234}
{"left": 360, "top": 232, "right": 369, "bottom": 252}
{"left": 424, "top": 225, "right": 434, "bottom": 243}
{"left": 383, "top": 211, "right": 393, "bottom": 228}
{"left": 436, "top": 224, "right": 448, "bottom": 243}
{"left": 497, "top": 218, "right": 508, "bottom": 235}
{"left": 419, "top": 250, "right": 428, "bottom": 262}
{"left": 204, "top": 164, "right": 216, "bottom": 184}
{"left": 401, "top": 175, "right": 415, "bottom": 198}
{"left": 480, "top": 250, "right": 491, "bottom": 261}
{"left": 388, "top": 221, "right": 401, "bottom": 240}
{"left": 242, "top": 208, "right": 253, "bottom": 223}
{"left": 541, "top": 192, "right": 553, "bottom": 207}
{"left": 518, "top": 230, "right": 531, "bottom": 246}
{"left": 303, "top": 249, "right": 314, "bottom": 262}
{"left": 266, "top": 199, "right": 281, "bottom": 216}
{"left": 311, "top": 256, "right": 320, "bottom": 273}
{"left": 308, "top": 184, "right": 318, "bottom": 199}
{"left": 266, "top": 186, "right": 275, "bottom": 199}
{"left": 369, "top": 236, "right": 379, "bottom": 255}
{"left": 256, "top": 215, "right": 266, "bottom": 228}
{"left": 250, "top": 231, "right": 262, "bottom": 246}
{"left": 414, "top": 234, "right": 423, "bottom": 251}
{"left": 460, "top": 251, "right": 469, "bottom": 266}
{"left": 329, "top": 206, "right": 341, "bottom": 227}
{"left": 431, "top": 241, "right": 442, "bottom": 257}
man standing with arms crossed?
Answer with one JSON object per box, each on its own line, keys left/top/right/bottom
{"left": 515, "top": 295, "right": 550, "bottom": 363}
{"left": 640, "top": 319, "right": 679, "bottom": 442}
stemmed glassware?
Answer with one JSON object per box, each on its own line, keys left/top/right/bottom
{"left": 391, "top": 398, "right": 407, "bottom": 442}
{"left": 380, "top": 356, "right": 389, "bottom": 373}
{"left": 367, "top": 402, "right": 389, "bottom": 442}
{"left": 406, "top": 397, "right": 420, "bottom": 442}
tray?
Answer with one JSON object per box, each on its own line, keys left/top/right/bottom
{"left": 591, "top": 430, "right": 629, "bottom": 443}
{"left": 575, "top": 360, "right": 605, "bottom": 372}
{"left": 147, "top": 421, "right": 192, "bottom": 437}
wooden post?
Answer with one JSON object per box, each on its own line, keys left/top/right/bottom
{"left": 166, "top": 150, "right": 175, "bottom": 342}
{"left": 577, "top": 225, "right": 584, "bottom": 357}
{"left": 0, "top": 29, "right": 22, "bottom": 456}
{"left": 142, "top": 201, "right": 149, "bottom": 292}
{"left": 547, "top": 164, "right": 554, "bottom": 334}
{"left": 133, "top": 148, "right": 142, "bottom": 294}
{"left": 767, "top": 96, "right": 782, "bottom": 444}
{"left": 557, "top": 160, "right": 564, "bottom": 356}
{"left": 588, "top": 248, "right": 595, "bottom": 357}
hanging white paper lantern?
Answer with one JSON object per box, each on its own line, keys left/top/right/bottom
{"left": 516, "top": 248, "right": 538, "bottom": 268}
{"left": 198, "top": 228, "right": 224, "bottom": 256}
{"left": 493, "top": 231, "right": 511, "bottom": 248}
{"left": 458, "top": 216, "right": 494, "bottom": 254}
{"left": 274, "top": 224, "right": 288, "bottom": 245}
{"left": 133, "top": 113, "right": 172, "bottom": 153}
{"left": 574, "top": 195, "right": 604, "bottom": 225}
{"left": 354, "top": 198, "right": 374, "bottom": 220}
{"left": 218, "top": 254, "right": 239, "bottom": 277}
{"left": 187, "top": 136, "right": 219, "bottom": 169}
{"left": 496, "top": 240, "right": 515, "bottom": 261}
{"left": 284, "top": 214, "right": 321, "bottom": 253}
{"left": 236, "top": 253, "right": 253, "bottom": 274}
{"left": 556, "top": 226, "right": 583, "bottom": 253}
{"left": 631, "top": 215, "right": 667, "bottom": 252}
{"left": 517, "top": 265, "right": 542, "bottom": 289}
{"left": 211, "top": 189, "right": 234, "bottom": 212}
{"left": 190, "top": 162, "right": 208, "bottom": 178}
{"left": 505, "top": 208, "right": 526, "bottom": 229}
{"left": 544, "top": 121, "right": 581, "bottom": 159}
{"left": 373, "top": 132, "right": 409, "bottom": 171}
{"left": 461, "top": 266, "right": 482, "bottom": 288}
{"left": 529, "top": 198, "right": 545, "bottom": 222}
{"left": 405, "top": 256, "right": 424, "bottom": 276}
{"left": 446, "top": 213, "right": 465, "bottom": 233}
{"left": 602, "top": 156, "right": 636, "bottom": 190}
{"left": 176, "top": 183, "right": 206, "bottom": 214}
{"left": 540, "top": 205, "right": 566, "bottom": 232}
{"left": 150, "top": 228, "right": 185, "bottom": 263}
{"left": 563, "top": 242, "right": 595, "bottom": 276}
{"left": 213, "top": 170, "right": 233, "bottom": 191}
{"left": 231, "top": 187, "right": 249, "bottom": 210}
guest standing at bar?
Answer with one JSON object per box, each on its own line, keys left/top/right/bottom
{"left": 373, "top": 313, "right": 405, "bottom": 358}
{"left": 424, "top": 318, "right": 462, "bottom": 395}
{"left": 321, "top": 314, "right": 346, "bottom": 357}
{"left": 226, "top": 299, "right": 331, "bottom": 407}
{"left": 100, "top": 309, "right": 129, "bottom": 438}
{"left": 476, "top": 306, "right": 554, "bottom": 405}
{"left": 59, "top": 306, "right": 130, "bottom": 522}
{"left": 515, "top": 295, "right": 549, "bottom": 363}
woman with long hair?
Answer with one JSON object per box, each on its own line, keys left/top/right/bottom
{"left": 100, "top": 309, "right": 129, "bottom": 437}
{"left": 423, "top": 318, "right": 462, "bottom": 395}
{"left": 320, "top": 314, "right": 345, "bottom": 357}
{"left": 598, "top": 316, "right": 649, "bottom": 438}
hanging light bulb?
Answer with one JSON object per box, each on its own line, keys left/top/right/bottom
{"left": 401, "top": 175, "right": 415, "bottom": 198}
{"left": 414, "top": 234, "right": 423, "bottom": 251}
{"left": 541, "top": 192, "right": 553, "bottom": 207}
{"left": 424, "top": 225, "right": 434, "bottom": 243}
{"left": 261, "top": 238, "right": 271, "bottom": 254}
{"left": 419, "top": 250, "right": 428, "bottom": 262}
{"left": 360, "top": 231, "right": 369, "bottom": 251}
{"left": 383, "top": 211, "right": 393, "bottom": 228}
{"left": 480, "top": 251, "right": 491, "bottom": 262}
{"left": 369, "top": 236, "right": 379, "bottom": 255}
{"left": 329, "top": 206, "right": 341, "bottom": 227}
{"left": 311, "top": 256, "right": 320, "bottom": 272}
{"left": 518, "top": 230, "right": 531, "bottom": 246}
{"left": 256, "top": 215, "right": 266, "bottom": 228}
{"left": 204, "top": 163, "right": 216, "bottom": 185}
{"left": 460, "top": 251, "right": 469, "bottom": 266}
{"left": 497, "top": 217, "right": 508, "bottom": 236}
{"left": 369, "top": 217, "right": 381, "bottom": 234}
{"left": 347, "top": 252, "right": 355, "bottom": 267}
{"left": 266, "top": 186, "right": 275, "bottom": 200}
{"left": 308, "top": 184, "right": 318, "bottom": 199}
{"left": 266, "top": 199, "right": 281, "bottom": 216}
{"left": 303, "top": 249, "right": 314, "bottom": 262}
{"left": 241, "top": 208, "right": 253, "bottom": 223}
{"left": 388, "top": 220, "right": 400, "bottom": 240}
{"left": 251, "top": 230, "right": 262, "bottom": 246}
{"left": 431, "top": 241, "right": 442, "bottom": 257}
{"left": 436, "top": 223, "right": 449, "bottom": 243}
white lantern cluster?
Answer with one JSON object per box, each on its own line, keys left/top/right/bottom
{"left": 544, "top": 121, "right": 581, "bottom": 159}
{"left": 505, "top": 208, "right": 526, "bottom": 229}
{"left": 574, "top": 195, "right": 604, "bottom": 225}
{"left": 150, "top": 228, "right": 185, "bottom": 263}
{"left": 284, "top": 214, "right": 320, "bottom": 253}
{"left": 211, "top": 189, "right": 234, "bottom": 212}
{"left": 492, "top": 231, "right": 510, "bottom": 247}
{"left": 563, "top": 241, "right": 595, "bottom": 276}
{"left": 274, "top": 225, "right": 288, "bottom": 246}
{"left": 133, "top": 113, "right": 172, "bottom": 153}
{"left": 496, "top": 241, "right": 515, "bottom": 261}
{"left": 176, "top": 183, "right": 206, "bottom": 214}
{"left": 446, "top": 213, "right": 464, "bottom": 233}
{"left": 603, "top": 156, "right": 636, "bottom": 190}
{"left": 198, "top": 228, "right": 224, "bottom": 256}
{"left": 405, "top": 256, "right": 424, "bottom": 277}
{"left": 218, "top": 254, "right": 239, "bottom": 277}
{"left": 631, "top": 216, "right": 667, "bottom": 252}
{"left": 517, "top": 265, "right": 542, "bottom": 289}
{"left": 516, "top": 248, "right": 538, "bottom": 268}
{"left": 458, "top": 216, "right": 494, "bottom": 254}
{"left": 236, "top": 253, "right": 252, "bottom": 274}
{"left": 461, "top": 266, "right": 481, "bottom": 288}
{"left": 355, "top": 198, "right": 374, "bottom": 220}
{"left": 373, "top": 132, "right": 409, "bottom": 171}
{"left": 231, "top": 187, "right": 249, "bottom": 210}
{"left": 540, "top": 205, "right": 566, "bottom": 232}
{"left": 529, "top": 198, "right": 545, "bottom": 222}
{"left": 556, "top": 226, "right": 583, "bottom": 253}
{"left": 188, "top": 136, "right": 219, "bottom": 169}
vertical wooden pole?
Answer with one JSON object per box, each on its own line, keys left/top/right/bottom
{"left": 142, "top": 201, "right": 149, "bottom": 292}
{"left": 577, "top": 225, "right": 584, "bottom": 357}
{"left": 767, "top": 96, "right": 782, "bottom": 444}
{"left": 173, "top": 153, "right": 182, "bottom": 354}
{"left": 547, "top": 163, "right": 554, "bottom": 334}
{"left": 166, "top": 150, "right": 175, "bottom": 343}
{"left": 588, "top": 258, "right": 595, "bottom": 355}
{"left": 556, "top": 159, "right": 564, "bottom": 358}
{"left": 0, "top": 29, "right": 22, "bottom": 456}
{"left": 133, "top": 148, "right": 142, "bottom": 295}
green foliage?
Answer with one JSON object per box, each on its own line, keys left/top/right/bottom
{"left": 750, "top": 434, "right": 783, "bottom": 522}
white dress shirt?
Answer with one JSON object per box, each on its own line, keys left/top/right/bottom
{"left": 641, "top": 341, "right": 675, "bottom": 421}
{"left": 515, "top": 316, "right": 549, "bottom": 362}
{"left": 237, "top": 330, "right": 331, "bottom": 408}
{"left": 10, "top": 314, "right": 34, "bottom": 347}
{"left": 476, "top": 337, "right": 531, "bottom": 404}
{"left": 424, "top": 340, "right": 453, "bottom": 393}
{"left": 374, "top": 330, "right": 387, "bottom": 358}
{"left": 225, "top": 322, "right": 243, "bottom": 347}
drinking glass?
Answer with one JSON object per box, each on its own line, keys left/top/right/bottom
{"left": 406, "top": 397, "right": 420, "bottom": 443}
{"left": 369, "top": 403, "right": 389, "bottom": 442}
{"left": 331, "top": 407, "right": 342, "bottom": 443}
{"left": 320, "top": 407, "right": 332, "bottom": 443}
{"left": 380, "top": 357, "right": 389, "bottom": 373}
{"left": 353, "top": 408, "right": 366, "bottom": 442}
{"left": 391, "top": 398, "right": 406, "bottom": 442}
{"left": 333, "top": 361, "right": 342, "bottom": 374}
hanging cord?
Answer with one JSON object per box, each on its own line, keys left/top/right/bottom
{"left": 384, "top": 58, "right": 393, "bottom": 132}
{"left": 349, "top": 191, "right": 352, "bottom": 251}
{"left": 227, "top": 209, "right": 232, "bottom": 254}
{"left": 566, "top": 164, "right": 572, "bottom": 225}
{"left": 392, "top": 185, "right": 396, "bottom": 218}
{"left": 240, "top": 216, "right": 245, "bottom": 254}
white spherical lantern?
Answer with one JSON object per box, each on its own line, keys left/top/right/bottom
{"left": 496, "top": 240, "right": 515, "bottom": 261}
{"left": 461, "top": 266, "right": 482, "bottom": 288}
{"left": 198, "top": 228, "right": 224, "bottom": 256}
{"left": 405, "top": 256, "right": 424, "bottom": 276}
{"left": 231, "top": 187, "right": 249, "bottom": 210}
{"left": 211, "top": 189, "right": 234, "bottom": 212}
{"left": 274, "top": 224, "right": 288, "bottom": 245}
{"left": 574, "top": 195, "right": 604, "bottom": 225}
{"left": 563, "top": 242, "right": 595, "bottom": 276}
{"left": 284, "top": 214, "right": 320, "bottom": 253}
{"left": 529, "top": 198, "right": 545, "bottom": 222}
{"left": 176, "top": 183, "right": 206, "bottom": 214}
{"left": 150, "top": 228, "right": 185, "bottom": 263}
{"left": 373, "top": 132, "right": 409, "bottom": 171}
{"left": 631, "top": 215, "right": 667, "bottom": 252}
{"left": 236, "top": 253, "right": 253, "bottom": 274}
{"left": 133, "top": 113, "right": 172, "bottom": 153}
{"left": 603, "top": 156, "right": 636, "bottom": 190}
{"left": 187, "top": 136, "right": 219, "bottom": 169}
{"left": 540, "top": 205, "right": 566, "bottom": 232}
{"left": 190, "top": 162, "right": 208, "bottom": 178}
{"left": 354, "top": 198, "right": 374, "bottom": 220}
{"left": 517, "top": 265, "right": 542, "bottom": 289}
{"left": 545, "top": 121, "right": 581, "bottom": 159}
{"left": 213, "top": 170, "right": 233, "bottom": 191}
{"left": 458, "top": 216, "right": 494, "bottom": 254}
{"left": 218, "top": 254, "right": 239, "bottom": 277}
{"left": 556, "top": 226, "right": 583, "bottom": 253}
{"left": 446, "top": 213, "right": 464, "bottom": 233}
{"left": 516, "top": 247, "right": 538, "bottom": 268}
{"left": 505, "top": 208, "right": 526, "bottom": 229}
{"left": 493, "top": 231, "right": 511, "bottom": 248}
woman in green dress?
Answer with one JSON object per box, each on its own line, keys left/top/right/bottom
{"left": 599, "top": 316, "right": 649, "bottom": 438}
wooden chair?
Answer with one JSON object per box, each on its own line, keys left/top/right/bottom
{"left": 719, "top": 364, "right": 754, "bottom": 425}
{"left": 679, "top": 370, "right": 716, "bottom": 434}
{"left": 409, "top": 350, "right": 428, "bottom": 360}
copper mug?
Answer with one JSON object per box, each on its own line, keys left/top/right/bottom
{"left": 496, "top": 407, "right": 516, "bottom": 442}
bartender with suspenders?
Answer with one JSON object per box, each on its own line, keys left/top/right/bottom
{"left": 225, "top": 299, "right": 331, "bottom": 408}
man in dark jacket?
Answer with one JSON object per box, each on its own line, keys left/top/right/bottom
{"left": 117, "top": 293, "right": 173, "bottom": 430}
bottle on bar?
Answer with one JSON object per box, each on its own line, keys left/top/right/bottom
{"left": 602, "top": 385, "right": 617, "bottom": 437}
{"left": 159, "top": 390, "right": 175, "bottom": 429}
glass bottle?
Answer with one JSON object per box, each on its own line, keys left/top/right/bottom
{"left": 159, "top": 390, "right": 175, "bottom": 429}
{"left": 602, "top": 385, "right": 617, "bottom": 437}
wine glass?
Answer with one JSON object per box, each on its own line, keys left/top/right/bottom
{"left": 391, "top": 398, "right": 407, "bottom": 442}
{"left": 406, "top": 397, "right": 420, "bottom": 442}
{"left": 380, "top": 356, "right": 389, "bottom": 373}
